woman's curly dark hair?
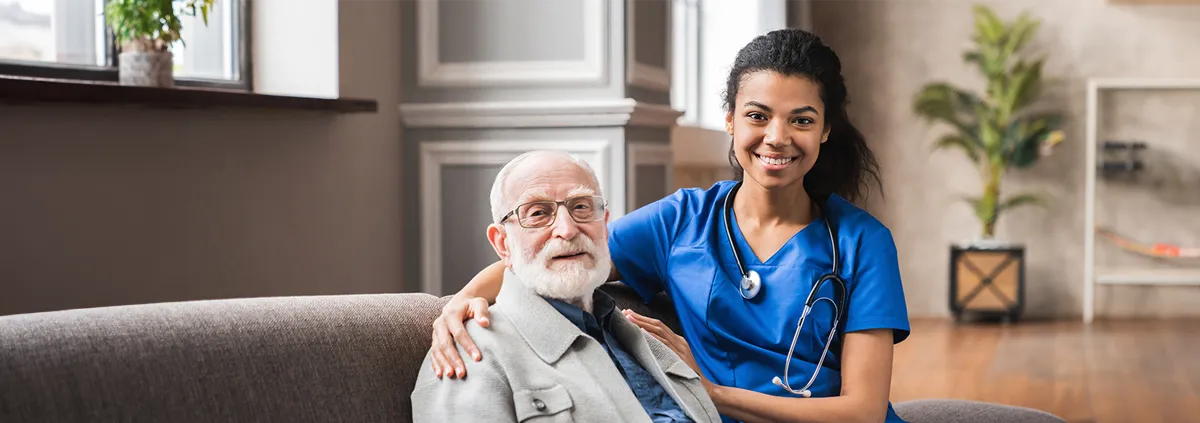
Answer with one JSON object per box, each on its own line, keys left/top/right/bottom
{"left": 724, "top": 28, "right": 882, "bottom": 204}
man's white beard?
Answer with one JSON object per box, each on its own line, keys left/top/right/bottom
{"left": 509, "top": 234, "right": 611, "bottom": 307}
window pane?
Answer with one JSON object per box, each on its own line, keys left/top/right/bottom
{"left": 0, "top": 0, "right": 103, "bottom": 66}
{"left": 170, "top": 0, "right": 239, "bottom": 81}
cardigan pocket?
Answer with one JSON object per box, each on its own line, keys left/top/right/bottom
{"left": 513, "top": 384, "right": 575, "bottom": 422}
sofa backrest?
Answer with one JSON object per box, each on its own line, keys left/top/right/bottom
{"left": 0, "top": 282, "right": 677, "bottom": 423}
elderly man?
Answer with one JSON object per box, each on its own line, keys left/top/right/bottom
{"left": 411, "top": 150, "right": 720, "bottom": 422}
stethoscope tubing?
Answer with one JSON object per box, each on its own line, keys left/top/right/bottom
{"left": 721, "top": 181, "right": 848, "bottom": 397}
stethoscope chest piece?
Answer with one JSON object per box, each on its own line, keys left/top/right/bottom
{"left": 739, "top": 270, "right": 762, "bottom": 299}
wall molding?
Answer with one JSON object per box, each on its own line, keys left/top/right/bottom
{"left": 626, "top": 0, "right": 672, "bottom": 92}
{"left": 416, "top": 0, "right": 607, "bottom": 88}
{"left": 418, "top": 139, "right": 614, "bottom": 296}
{"left": 627, "top": 141, "right": 674, "bottom": 210}
{"left": 400, "top": 99, "right": 683, "bottom": 128}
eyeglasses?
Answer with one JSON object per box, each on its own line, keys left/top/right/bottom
{"left": 499, "top": 195, "right": 607, "bottom": 228}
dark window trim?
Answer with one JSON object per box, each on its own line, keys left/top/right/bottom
{"left": 0, "top": 0, "right": 253, "bottom": 92}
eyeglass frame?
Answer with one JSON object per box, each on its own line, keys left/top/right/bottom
{"left": 497, "top": 195, "right": 608, "bottom": 228}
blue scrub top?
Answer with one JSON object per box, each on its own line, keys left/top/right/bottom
{"left": 608, "top": 180, "right": 911, "bottom": 423}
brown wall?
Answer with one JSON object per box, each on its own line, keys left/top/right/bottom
{"left": 0, "top": 1, "right": 404, "bottom": 316}
{"left": 811, "top": 0, "right": 1200, "bottom": 318}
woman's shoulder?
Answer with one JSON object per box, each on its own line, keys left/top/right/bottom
{"left": 640, "top": 179, "right": 737, "bottom": 216}
{"left": 824, "top": 194, "right": 894, "bottom": 242}
{"left": 669, "top": 179, "right": 738, "bottom": 205}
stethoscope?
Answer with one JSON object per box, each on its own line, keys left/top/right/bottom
{"left": 721, "top": 181, "right": 848, "bottom": 398}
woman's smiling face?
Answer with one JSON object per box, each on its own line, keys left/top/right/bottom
{"left": 726, "top": 70, "right": 830, "bottom": 191}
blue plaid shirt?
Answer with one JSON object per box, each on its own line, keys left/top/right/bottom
{"left": 544, "top": 293, "right": 694, "bottom": 423}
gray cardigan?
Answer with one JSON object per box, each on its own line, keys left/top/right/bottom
{"left": 411, "top": 271, "right": 722, "bottom": 422}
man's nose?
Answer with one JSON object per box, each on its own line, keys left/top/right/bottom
{"left": 550, "top": 205, "right": 580, "bottom": 239}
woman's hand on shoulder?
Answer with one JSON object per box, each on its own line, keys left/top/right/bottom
{"left": 623, "top": 310, "right": 702, "bottom": 377}
{"left": 429, "top": 295, "right": 491, "bottom": 379}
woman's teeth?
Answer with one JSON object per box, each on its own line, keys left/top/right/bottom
{"left": 757, "top": 154, "right": 794, "bottom": 166}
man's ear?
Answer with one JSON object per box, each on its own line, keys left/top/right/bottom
{"left": 487, "top": 224, "right": 512, "bottom": 266}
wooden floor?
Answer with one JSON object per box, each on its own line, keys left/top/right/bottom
{"left": 890, "top": 318, "right": 1200, "bottom": 423}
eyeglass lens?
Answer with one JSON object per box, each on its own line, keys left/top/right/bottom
{"left": 517, "top": 196, "right": 605, "bottom": 227}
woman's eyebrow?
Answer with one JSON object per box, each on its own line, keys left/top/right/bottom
{"left": 744, "top": 101, "right": 819, "bottom": 115}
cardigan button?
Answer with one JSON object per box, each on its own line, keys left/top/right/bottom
{"left": 533, "top": 399, "right": 546, "bottom": 411}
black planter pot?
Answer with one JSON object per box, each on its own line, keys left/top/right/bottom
{"left": 948, "top": 241, "right": 1025, "bottom": 323}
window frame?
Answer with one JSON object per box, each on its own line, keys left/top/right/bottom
{"left": 0, "top": 0, "right": 253, "bottom": 91}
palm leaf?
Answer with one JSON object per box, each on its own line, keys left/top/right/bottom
{"left": 998, "top": 193, "right": 1044, "bottom": 213}
{"left": 964, "top": 195, "right": 997, "bottom": 229}
{"left": 972, "top": 5, "right": 1006, "bottom": 44}
{"left": 935, "top": 134, "right": 982, "bottom": 163}
{"left": 1008, "top": 59, "right": 1045, "bottom": 112}
{"left": 1008, "top": 114, "right": 1063, "bottom": 168}
{"left": 1001, "top": 13, "right": 1040, "bottom": 60}
{"left": 913, "top": 83, "right": 986, "bottom": 144}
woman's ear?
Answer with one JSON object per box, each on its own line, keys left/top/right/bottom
{"left": 725, "top": 112, "right": 735, "bottom": 135}
{"left": 821, "top": 124, "right": 831, "bottom": 144}
{"left": 486, "top": 224, "right": 512, "bottom": 265}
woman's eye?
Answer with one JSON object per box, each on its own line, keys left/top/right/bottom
{"left": 747, "top": 112, "right": 766, "bottom": 121}
{"left": 793, "top": 117, "right": 814, "bottom": 125}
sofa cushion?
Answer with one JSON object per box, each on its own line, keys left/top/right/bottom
{"left": 894, "top": 399, "right": 1066, "bottom": 423}
{"left": 0, "top": 293, "right": 448, "bottom": 423}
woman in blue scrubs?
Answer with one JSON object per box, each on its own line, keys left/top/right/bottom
{"left": 428, "top": 28, "right": 910, "bottom": 423}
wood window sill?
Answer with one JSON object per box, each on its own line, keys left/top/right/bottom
{"left": 0, "top": 75, "right": 378, "bottom": 114}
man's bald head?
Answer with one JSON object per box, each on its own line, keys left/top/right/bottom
{"left": 489, "top": 150, "right": 603, "bottom": 224}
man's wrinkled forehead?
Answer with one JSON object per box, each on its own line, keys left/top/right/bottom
{"left": 512, "top": 184, "right": 598, "bottom": 205}
{"left": 502, "top": 158, "right": 598, "bottom": 202}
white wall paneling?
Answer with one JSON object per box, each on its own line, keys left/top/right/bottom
{"left": 416, "top": 0, "right": 607, "bottom": 87}
{"left": 419, "top": 140, "right": 615, "bottom": 295}
{"left": 400, "top": 99, "right": 683, "bottom": 129}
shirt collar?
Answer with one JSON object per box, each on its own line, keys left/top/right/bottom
{"left": 496, "top": 270, "right": 618, "bottom": 363}
{"left": 543, "top": 291, "right": 618, "bottom": 334}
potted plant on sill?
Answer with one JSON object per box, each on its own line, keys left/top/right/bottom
{"left": 104, "top": 0, "right": 216, "bottom": 87}
{"left": 912, "top": 4, "right": 1065, "bottom": 323}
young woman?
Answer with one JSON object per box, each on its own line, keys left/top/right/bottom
{"left": 428, "top": 28, "right": 910, "bottom": 423}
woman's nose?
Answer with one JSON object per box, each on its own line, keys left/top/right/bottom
{"left": 763, "top": 120, "right": 790, "bottom": 146}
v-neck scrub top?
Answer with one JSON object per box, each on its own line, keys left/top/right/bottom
{"left": 608, "top": 180, "right": 911, "bottom": 423}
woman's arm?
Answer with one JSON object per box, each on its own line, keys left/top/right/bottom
{"left": 627, "top": 310, "right": 894, "bottom": 423}
{"left": 429, "top": 260, "right": 623, "bottom": 379}
{"left": 708, "top": 329, "right": 895, "bottom": 423}
{"left": 429, "top": 260, "right": 503, "bottom": 379}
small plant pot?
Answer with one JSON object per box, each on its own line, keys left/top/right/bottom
{"left": 948, "top": 239, "right": 1025, "bottom": 323}
{"left": 118, "top": 51, "right": 174, "bottom": 88}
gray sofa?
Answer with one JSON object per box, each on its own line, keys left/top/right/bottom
{"left": 0, "top": 282, "right": 1064, "bottom": 423}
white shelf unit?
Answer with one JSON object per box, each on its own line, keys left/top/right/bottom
{"left": 1083, "top": 78, "right": 1200, "bottom": 324}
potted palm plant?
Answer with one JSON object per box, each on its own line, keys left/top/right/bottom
{"left": 104, "top": 0, "right": 216, "bottom": 87}
{"left": 913, "top": 4, "right": 1066, "bottom": 322}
